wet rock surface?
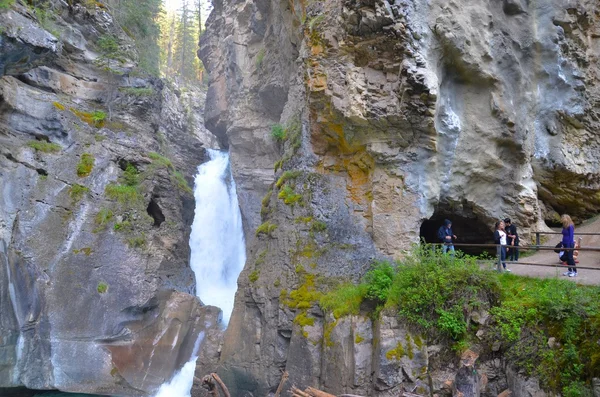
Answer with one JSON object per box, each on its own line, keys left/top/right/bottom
{"left": 0, "top": 1, "right": 219, "bottom": 395}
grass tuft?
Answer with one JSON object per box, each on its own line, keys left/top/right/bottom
{"left": 28, "top": 140, "right": 61, "bottom": 153}
{"left": 76, "top": 153, "right": 95, "bottom": 177}
{"left": 256, "top": 221, "right": 277, "bottom": 237}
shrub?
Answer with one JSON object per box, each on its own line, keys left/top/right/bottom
{"left": 0, "top": 0, "right": 15, "bottom": 9}
{"left": 77, "top": 153, "right": 95, "bottom": 177}
{"left": 69, "top": 184, "right": 89, "bottom": 203}
{"left": 271, "top": 124, "right": 286, "bottom": 141}
{"left": 122, "top": 163, "right": 139, "bottom": 186}
{"left": 321, "top": 247, "right": 600, "bottom": 395}
{"left": 320, "top": 283, "right": 368, "bottom": 319}
{"left": 278, "top": 185, "right": 302, "bottom": 206}
{"left": 363, "top": 261, "right": 395, "bottom": 303}
{"left": 70, "top": 108, "right": 105, "bottom": 128}
{"left": 248, "top": 270, "right": 260, "bottom": 283}
{"left": 91, "top": 111, "right": 106, "bottom": 126}
{"left": 256, "top": 221, "right": 277, "bottom": 237}
{"left": 28, "top": 140, "right": 61, "bottom": 153}
{"left": 276, "top": 170, "right": 301, "bottom": 188}
{"left": 97, "top": 282, "right": 108, "bottom": 293}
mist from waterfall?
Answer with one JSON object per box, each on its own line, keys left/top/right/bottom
{"left": 153, "top": 149, "right": 246, "bottom": 397}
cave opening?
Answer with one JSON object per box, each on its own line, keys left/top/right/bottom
{"left": 420, "top": 208, "right": 495, "bottom": 256}
{"left": 147, "top": 197, "right": 165, "bottom": 227}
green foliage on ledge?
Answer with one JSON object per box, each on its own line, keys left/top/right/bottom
{"left": 256, "top": 221, "right": 277, "bottom": 237}
{"left": 320, "top": 247, "right": 600, "bottom": 396}
{"left": 28, "top": 140, "right": 61, "bottom": 153}
{"left": 77, "top": 153, "right": 95, "bottom": 177}
{"left": 0, "top": 0, "right": 14, "bottom": 9}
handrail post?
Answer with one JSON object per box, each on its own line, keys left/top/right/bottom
{"left": 535, "top": 232, "right": 540, "bottom": 251}
{"left": 497, "top": 245, "right": 502, "bottom": 272}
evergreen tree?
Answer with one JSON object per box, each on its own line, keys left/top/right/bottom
{"left": 173, "top": 0, "right": 197, "bottom": 81}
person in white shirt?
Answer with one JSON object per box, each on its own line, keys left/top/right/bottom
{"left": 493, "top": 220, "right": 511, "bottom": 272}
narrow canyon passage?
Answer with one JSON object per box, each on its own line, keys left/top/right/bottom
{"left": 154, "top": 150, "right": 245, "bottom": 397}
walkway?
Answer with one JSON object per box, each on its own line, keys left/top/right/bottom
{"left": 506, "top": 216, "right": 600, "bottom": 285}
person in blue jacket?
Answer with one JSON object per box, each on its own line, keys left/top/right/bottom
{"left": 561, "top": 214, "right": 577, "bottom": 277}
{"left": 438, "top": 219, "right": 457, "bottom": 254}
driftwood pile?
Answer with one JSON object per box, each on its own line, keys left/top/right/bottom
{"left": 196, "top": 370, "right": 425, "bottom": 397}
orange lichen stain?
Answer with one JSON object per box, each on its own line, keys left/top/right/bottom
{"left": 309, "top": 74, "right": 328, "bottom": 91}
{"left": 311, "top": 44, "right": 324, "bottom": 56}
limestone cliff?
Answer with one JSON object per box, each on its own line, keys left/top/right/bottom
{"left": 199, "top": 0, "right": 600, "bottom": 395}
{"left": 0, "top": 1, "right": 219, "bottom": 395}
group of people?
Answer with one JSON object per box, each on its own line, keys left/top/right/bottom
{"left": 437, "top": 214, "right": 579, "bottom": 277}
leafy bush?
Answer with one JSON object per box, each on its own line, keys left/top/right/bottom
{"left": 122, "top": 163, "right": 139, "bottom": 186}
{"left": 77, "top": 153, "right": 95, "bottom": 177}
{"left": 0, "top": 0, "right": 14, "bottom": 9}
{"left": 363, "top": 261, "right": 395, "bottom": 303}
{"left": 278, "top": 185, "right": 302, "bottom": 206}
{"left": 28, "top": 140, "right": 61, "bottom": 153}
{"left": 256, "top": 221, "right": 277, "bottom": 237}
{"left": 91, "top": 111, "right": 106, "bottom": 125}
{"left": 321, "top": 247, "right": 600, "bottom": 395}
{"left": 248, "top": 270, "right": 260, "bottom": 283}
{"left": 271, "top": 124, "right": 286, "bottom": 141}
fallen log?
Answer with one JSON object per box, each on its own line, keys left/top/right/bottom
{"left": 211, "top": 373, "right": 230, "bottom": 397}
{"left": 201, "top": 375, "right": 219, "bottom": 397}
{"left": 274, "top": 371, "right": 289, "bottom": 397}
{"left": 306, "top": 386, "right": 336, "bottom": 397}
{"left": 291, "top": 386, "right": 311, "bottom": 397}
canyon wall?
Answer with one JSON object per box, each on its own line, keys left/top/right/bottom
{"left": 0, "top": 1, "right": 220, "bottom": 395}
{"left": 199, "top": 0, "right": 599, "bottom": 395}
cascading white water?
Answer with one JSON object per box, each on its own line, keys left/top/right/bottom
{"left": 189, "top": 149, "right": 246, "bottom": 324}
{"left": 153, "top": 149, "right": 246, "bottom": 397}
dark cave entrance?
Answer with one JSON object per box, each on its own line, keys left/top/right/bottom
{"left": 420, "top": 208, "right": 495, "bottom": 256}
{"left": 147, "top": 197, "right": 165, "bottom": 227}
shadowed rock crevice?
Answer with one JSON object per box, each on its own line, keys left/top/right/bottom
{"left": 147, "top": 197, "right": 165, "bottom": 227}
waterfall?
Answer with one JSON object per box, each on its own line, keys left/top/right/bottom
{"left": 189, "top": 149, "right": 246, "bottom": 324}
{"left": 153, "top": 149, "right": 246, "bottom": 397}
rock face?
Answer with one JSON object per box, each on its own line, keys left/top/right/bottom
{"left": 199, "top": 0, "right": 599, "bottom": 395}
{"left": 0, "top": 2, "right": 220, "bottom": 395}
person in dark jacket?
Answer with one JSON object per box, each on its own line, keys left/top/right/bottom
{"left": 561, "top": 214, "right": 577, "bottom": 277}
{"left": 504, "top": 218, "right": 519, "bottom": 262}
{"left": 437, "top": 219, "right": 457, "bottom": 254}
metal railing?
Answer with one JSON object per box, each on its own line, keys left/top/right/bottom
{"left": 432, "top": 242, "right": 600, "bottom": 273}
